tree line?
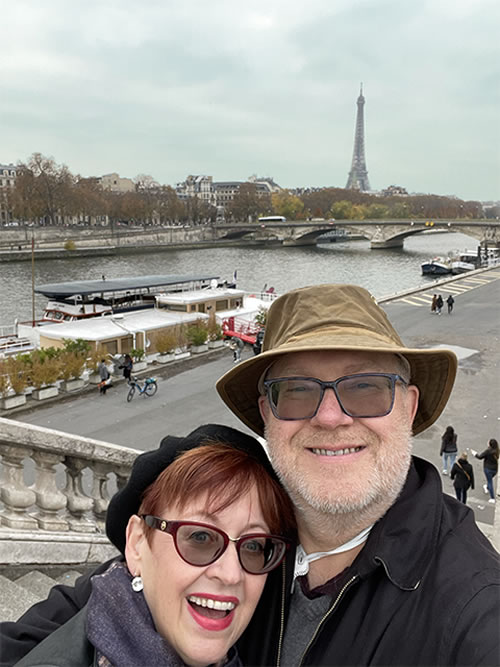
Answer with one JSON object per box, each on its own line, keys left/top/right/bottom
{"left": 1, "top": 153, "right": 489, "bottom": 227}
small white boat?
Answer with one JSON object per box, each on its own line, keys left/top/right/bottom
{"left": 421, "top": 257, "right": 452, "bottom": 276}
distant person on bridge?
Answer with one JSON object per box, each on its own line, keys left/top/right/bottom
{"left": 436, "top": 294, "right": 444, "bottom": 314}
{"left": 431, "top": 293, "right": 437, "bottom": 313}
{"left": 450, "top": 452, "right": 474, "bottom": 504}
{"left": 471, "top": 438, "right": 499, "bottom": 504}
{"left": 440, "top": 425, "right": 458, "bottom": 475}
{"left": 447, "top": 294, "right": 455, "bottom": 314}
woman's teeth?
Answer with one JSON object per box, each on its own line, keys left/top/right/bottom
{"left": 187, "top": 595, "right": 236, "bottom": 611}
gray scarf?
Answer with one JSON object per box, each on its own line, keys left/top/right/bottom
{"left": 86, "top": 561, "right": 241, "bottom": 667}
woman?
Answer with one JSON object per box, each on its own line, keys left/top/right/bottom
{"left": 15, "top": 424, "right": 295, "bottom": 667}
{"left": 120, "top": 353, "right": 133, "bottom": 381}
{"left": 440, "top": 425, "right": 458, "bottom": 475}
{"left": 450, "top": 452, "right": 474, "bottom": 504}
{"left": 471, "top": 438, "right": 499, "bottom": 504}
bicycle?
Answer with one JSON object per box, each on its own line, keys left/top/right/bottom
{"left": 126, "top": 376, "right": 158, "bottom": 402}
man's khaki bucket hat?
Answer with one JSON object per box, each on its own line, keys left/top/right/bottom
{"left": 216, "top": 284, "right": 457, "bottom": 436}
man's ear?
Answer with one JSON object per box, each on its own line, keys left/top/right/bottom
{"left": 125, "top": 515, "right": 147, "bottom": 575}
{"left": 258, "top": 394, "right": 270, "bottom": 423}
{"left": 406, "top": 384, "right": 420, "bottom": 423}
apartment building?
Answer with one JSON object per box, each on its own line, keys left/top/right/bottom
{"left": 176, "top": 174, "right": 281, "bottom": 208}
{"left": 98, "top": 172, "right": 135, "bottom": 193}
{"left": 0, "top": 163, "right": 17, "bottom": 224}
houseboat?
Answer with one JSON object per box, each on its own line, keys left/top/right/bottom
{"left": 36, "top": 274, "right": 234, "bottom": 323}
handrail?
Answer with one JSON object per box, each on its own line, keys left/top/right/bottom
{"left": 0, "top": 418, "right": 139, "bottom": 537}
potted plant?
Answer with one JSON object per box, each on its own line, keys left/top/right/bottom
{"left": 186, "top": 320, "right": 209, "bottom": 354}
{"left": 207, "top": 320, "right": 224, "bottom": 349}
{"left": 60, "top": 339, "right": 89, "bottom": 391}
{"left": 29, "top": 349, "right": 62, "bottom": 401}
{"left": 0, "top": 357, "right": 28, "bottom": 409}
{"left": 155, "top": 331, "right": 177, "bottom": 363}
{"left": 86, "top": 346, "right": 105, "bottom": 384}
{"left": 131, "top": 348, "right": 147, "bottom": 371}
{"left": 173, "top": 324, "right": 191, "bottom": 360}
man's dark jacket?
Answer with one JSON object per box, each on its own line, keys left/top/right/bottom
{"left": 2, "top": 457, "right": 499, "bottom": 666}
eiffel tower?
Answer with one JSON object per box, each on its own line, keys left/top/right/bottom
{"left": 345, "top": 84, "right": 370, "bottom": 191}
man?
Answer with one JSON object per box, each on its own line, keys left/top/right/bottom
{"left": 2, "top": 284, "right": 499, "bottom": 666}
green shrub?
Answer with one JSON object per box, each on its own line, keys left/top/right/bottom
{"left": 254, "top": 306, "right": 268, "bottom": 327}
{"left": 155, "top": 331, "right": 177, "bottom": 355}
{"left": 64, "top": 239, "right": 76, "bottom": 251}
{"left": 186, "top": 320, "right": 209, "bottom": 347}
{"left": 131, "top": 348, "right": 145, "bottom": 361}
{"left": 207, "top": 320, "right": 223, "bottom": 342}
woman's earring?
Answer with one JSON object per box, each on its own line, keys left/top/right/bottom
{"left": 131, "top": 575, "right": 143, "bottom": 592}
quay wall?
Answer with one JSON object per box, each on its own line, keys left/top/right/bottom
{"left": 0, "top": 226, "right": 284, "bottom": 261}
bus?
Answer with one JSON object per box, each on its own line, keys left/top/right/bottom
{"left": 258, "top": 216, "right": 286, "bottom": 223}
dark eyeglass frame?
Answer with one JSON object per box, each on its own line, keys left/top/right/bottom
{"left": 140, "top": 515, "right": 291, "bottom": 575}
{"left": 263, "top": 373, "right": 409, "bottom": 420}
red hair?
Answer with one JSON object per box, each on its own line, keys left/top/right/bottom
{"left": 138, "top": 442, "right": 296, "bottom": 538}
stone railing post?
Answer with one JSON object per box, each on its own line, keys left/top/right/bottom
{"left": 64, "top": 456, "right": 95, "bottom": 533}
{"left": 31, "top": 451, "right": 68, "bottom": 531}
{"left": 0, "top": 446, "right": 37, "bottom": 530}
{"left": 91, "top": 462, "right": 114, "bottom": 530}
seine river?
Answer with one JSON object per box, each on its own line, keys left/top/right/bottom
{"left": 0, "top": 231, "right": 479, "bottom": 325}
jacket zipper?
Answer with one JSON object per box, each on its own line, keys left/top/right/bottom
{"left": 297, "top": 575, "right": 359, "bottom": 667}
{"left": 276, "top": 562, "right": 287, "bottom": 666}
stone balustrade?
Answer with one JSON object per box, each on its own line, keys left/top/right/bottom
{"left": 0, "top": 417, "right": 139, "bottom": 565}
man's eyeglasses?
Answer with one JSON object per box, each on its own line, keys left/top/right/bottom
{"left": 141, "top": 515, "right": 290, "bottom": 575}
{"left": 263, "top": 373, "right": 408, "bottom": 421}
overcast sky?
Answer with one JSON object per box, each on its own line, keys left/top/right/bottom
{"left": 1, "top": 0, "right": 499, "bottom": 201}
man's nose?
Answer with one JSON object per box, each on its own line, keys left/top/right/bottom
{"left": 310, "top": 387, "right": 354, "bottom": 427}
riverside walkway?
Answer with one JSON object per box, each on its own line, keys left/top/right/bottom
{"left": 11, "top": 268, "right": 500, "bottom": 541}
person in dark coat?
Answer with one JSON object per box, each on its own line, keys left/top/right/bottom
{"left": 446, "top": 294, "right": 455, "bottom": 314}
{"left": 471, "top": 438, "right": 499, "bottom": 504}
{"left": 450, "top": 452, "right": 474, "bottom": 504}
{"left": 436, "top": 293, "right": 444, "bottom": 314}
{"left": 119, "top": 353, "right": 133, "bottom": 381}
{"left": 440, "top": 425, "right": 458, "bottom": 475}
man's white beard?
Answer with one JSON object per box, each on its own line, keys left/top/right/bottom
{"left": 264, "top": 420, "right": 413, "bottom": 523}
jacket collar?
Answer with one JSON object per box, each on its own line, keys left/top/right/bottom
{"left": 354, "top": 456, "right": 443, "bottom": 590}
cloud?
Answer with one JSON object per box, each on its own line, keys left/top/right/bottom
{"left": 1, "top": 0, "right": 498, "bottom": 200}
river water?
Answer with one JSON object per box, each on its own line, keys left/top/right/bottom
{"left": 0, "top": 231, "right": 479, "bottom": 325}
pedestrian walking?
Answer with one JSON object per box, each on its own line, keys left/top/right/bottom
{"left": 440, "top": 425, "right": 458, "bottom": 475}
{"left": 436, "top": 294, "right": 443, "bottom": 315}
{"left": 471, "top": 438, "right": 499, "bottom": 504}
{"left": 229, "top": 336, "right": 244, "bottom": 363}
{"left": 97, "top": 359, "right": 110, "bottom": 395}
{"left": 431, "top": 294, "right": 437, "bottom": 314}
{"left": 119, "top": 353, "right": 133, "bottom": 382}
{"left": 450, "top": 452, "right": 474, "bottom": 504}
{"left": 446, "top": 295, "right": 455, "bottom": 314}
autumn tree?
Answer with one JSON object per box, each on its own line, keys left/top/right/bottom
{"left": 14, "top": 153, "right": 75, "bottom": 224}
{"left": 271, "top": 190, "right": 304, "bottom": 220}
{"left": 226, "top": 183, "right": 261, "bottom": 222}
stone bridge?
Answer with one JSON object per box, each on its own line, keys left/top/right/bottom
{"left": 213, "top": 220, "right": 500, "bottom": 249}
{"left": 1, "top": 220, "right": 498, "bottom": 254}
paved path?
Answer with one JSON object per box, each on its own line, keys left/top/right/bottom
{"left": 15, "top": 271, "right": 500, "bottom": 530}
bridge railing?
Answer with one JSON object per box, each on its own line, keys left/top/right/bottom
{"left": 0, "top": 417, "right": 138, "bottom": 536}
